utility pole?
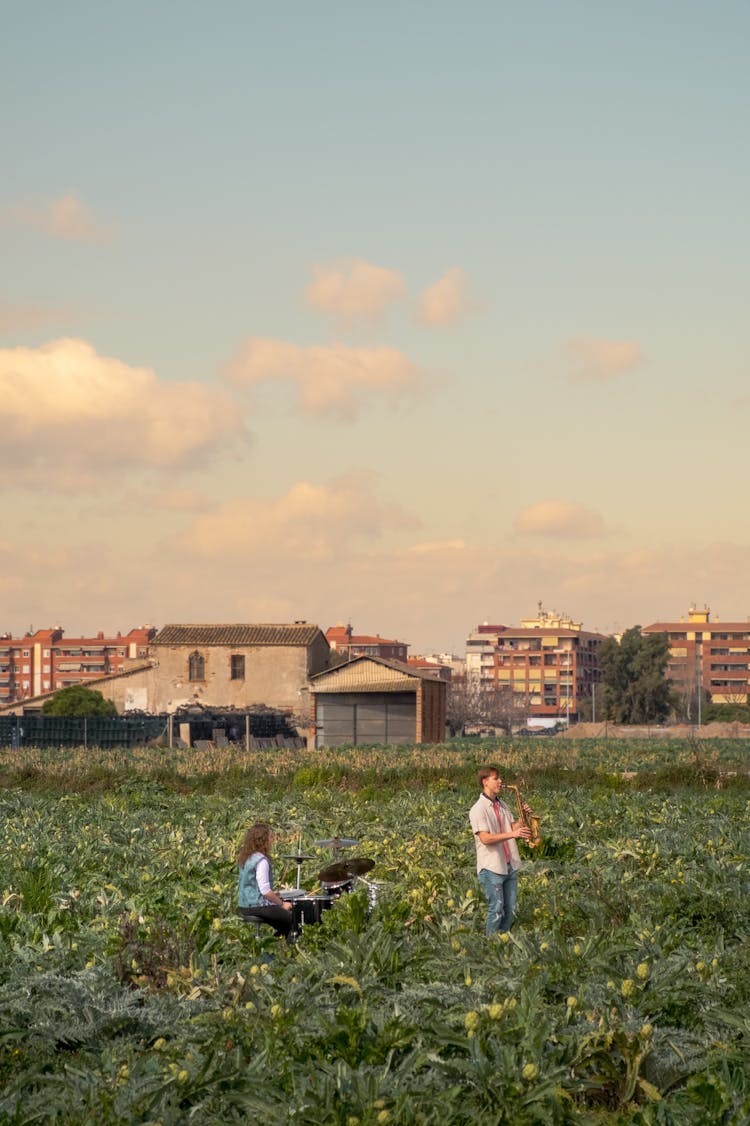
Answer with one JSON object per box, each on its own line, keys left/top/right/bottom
{"left": 697, "top": 645, "right": 702, "bottom": 726}
{"left": 566, "top": 648, "right": 571, "bottom": 728}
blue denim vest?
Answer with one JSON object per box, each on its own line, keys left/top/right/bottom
{"left": 238, "top": 851, "right": 272, "bottom": 908}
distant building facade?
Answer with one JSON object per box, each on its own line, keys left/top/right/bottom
{"left": 465, "top": 624, "right": 506, "bottom": 682}
{"left": 326, "top": 623, "right": 408, "bottom": 662}
{"left": 0, "top": 626, "right": 156, "bottom": 705}
{"left": 465, "top": 606, "right": 606, "bottom": 724}
{"left": 148, "top": 623, "right": 330, "bottom": 717}
{"left": 407, "top": 655, "right": 453, "bottom": 683}
{"left": 643, "top": 605, "right": 750, "bottom": 708}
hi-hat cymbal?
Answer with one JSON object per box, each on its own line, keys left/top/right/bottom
{"left": 283, "top": 853, "right": 316, "bottom": 863}
{"left": 312, "top": 837, "right": 358, "bottom": 850}
{"left": 319, "top": 857, "right": 375, "bottom": 883}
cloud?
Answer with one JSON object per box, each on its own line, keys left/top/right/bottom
{"left": 305, "top": 259, "right": 406, "bottom": 324}
{"left": 6, "top": 509, "right": 750, "bottom": 655}
{"left": 0, "top": 301, "right": 76, "bottom": 336}
{"left": 514, "top": 500, "right": 606, "bottom": 539}
{"left": 223, "top": 337, "right": 424, "bottom": 420}
{"left": 176, "top": 473, "right": 419, "bottom": 562}
{"left": 418, "top": 267, "right": 476, "bottom": 326}
{"left": 567, "top": 337, "right": 642, "bottom": 382}
{"left": 407, "top": 539, "right": 467, "bottom": 555}
{"left": 125, "top": 487, "right": 217, "bottom": 513}
{"left": 0, "top": 338, "right": 248, "bottom": 487}
{"left": 2, "top": 192, "right": 112, "bottom": 243}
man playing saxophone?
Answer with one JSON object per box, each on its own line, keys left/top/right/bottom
{"left": 469, "top": 766, "right": 533, "bottom": 935}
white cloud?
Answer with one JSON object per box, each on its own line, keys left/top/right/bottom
{"left": 176, "top": 473, "right": 419, "bottom": 561}
{"left": 567, "top": 337, "right": 642, "bottom": 382}
{"left": 418, "top": 267, "right": 476, "bottom": 326}
{"left": 223, "top": 337, "right": 424, "bottom": 420}
{"left": 305, "top": 259, "right": 405, "bottom": 324}
{"left": 514, "top": 500, "right": 606, "bottom": 539}
{"left": 2, "top": 192, "right": 111, "bottom": 243}
{"left": 0, "top": 338, "right": 248, "bottom": 487}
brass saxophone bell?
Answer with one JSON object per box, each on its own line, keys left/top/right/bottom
{"left": 503, "top": 782, "right": 542, "bottom": 848}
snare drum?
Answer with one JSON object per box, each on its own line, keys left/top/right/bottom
{"left": 279, "top": 888, "right": 307, "bottom": 902}
{"left": 292, "top": 894, "right": 334, "bottom": 930}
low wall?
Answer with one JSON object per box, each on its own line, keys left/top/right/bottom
{"left": 559, "top": 722, "right": 750, "bottom": 739}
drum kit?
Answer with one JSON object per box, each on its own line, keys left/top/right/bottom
{"left": 280, "top": 834, "right": 379, "bottom": 938}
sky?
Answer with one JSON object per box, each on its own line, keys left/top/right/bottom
{"left": 2, "top": 1, "right": 750, "bottom": 654}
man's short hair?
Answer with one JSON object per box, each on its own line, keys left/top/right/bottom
{"left": 477, "top": 766, "right": 500, "bottom": 789}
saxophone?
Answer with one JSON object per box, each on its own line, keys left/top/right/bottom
{"left": 502, "top": 783, "right": 542, "bottom": 849}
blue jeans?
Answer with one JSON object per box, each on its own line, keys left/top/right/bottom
{"left": 478, "top": 868, "right": 519, "bottom": 935}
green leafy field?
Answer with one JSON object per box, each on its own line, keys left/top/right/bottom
{"left": 1, "top": 739, "right": 749, "bottom": 1124}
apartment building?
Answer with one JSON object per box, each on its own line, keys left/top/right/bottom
{"left": 643, "top": 606, "right": 750, "bottom": 707}
{"left": 465, "top": 623, "right": 506, "bottom": 681}
{"left": 465, "top": 606, "right": 606, "bottom": 724}
{"left": 0, "top": 626, "right": 156, "bottom": 704}
{"left": 326, "top": 623, "right": 408, "bottom": 662}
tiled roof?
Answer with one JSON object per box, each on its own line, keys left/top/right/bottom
{"left": 348, "top": 635, "right": 404, "bottom": 646}
{"left": 152, "top": 624, "right": 325, "bottom": 648}
{"left": 326, "top": 630, "right": 404, "bottom": 646}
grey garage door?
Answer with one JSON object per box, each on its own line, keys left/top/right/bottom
{"left": 316, "top": 692, "right": 416, "bottom": 747}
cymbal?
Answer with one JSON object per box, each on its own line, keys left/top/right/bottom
{"left": 347, "top": 857, "right": 375, "bottom": 877}
{"left": 279, "top": 888, "right": 307, "bottom": 900}
{"left": 319, "top": 857, "right": 375, "bottom": 883}
{"left": 283, "top": 853, "right": 316, "bottom": 863}
{"left": 312, "top": 837, "right": 358, "bottom": 850}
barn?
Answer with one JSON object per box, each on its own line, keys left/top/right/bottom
{"left": 309, "top": 655, "right": 446, "bottom": 748}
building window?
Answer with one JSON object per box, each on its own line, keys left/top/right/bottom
{"left": 188, "top": 651, "right": 205, "bottom": 681}
{"left": 230, "top": 654, "right": 245, "bottom": 681}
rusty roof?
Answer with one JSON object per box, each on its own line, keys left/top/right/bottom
{"left": 152, "top": 624, "right": 325, "bottom": 648}
{"left": 310, "top": 654, "right": 444, "bottom": 693}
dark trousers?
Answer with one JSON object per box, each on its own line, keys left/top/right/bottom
{"left": 238, "top": 905, "right": 293, "bottom": 939}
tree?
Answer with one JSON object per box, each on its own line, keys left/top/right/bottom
{"left": 703, "top": 701, "right": 750, "bottom": 724}
{"left": 42, "top": 685, "right": 117, "bottom": 717}
{"left": 447, "top": 678, "right": 526, "bottom": 736}
{"left": 598, "top": 627, "right": 675, "bottom": 724}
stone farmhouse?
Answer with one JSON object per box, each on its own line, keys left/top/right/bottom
{"left": 144, "top": 622, "right": 330, "bottom": 717}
